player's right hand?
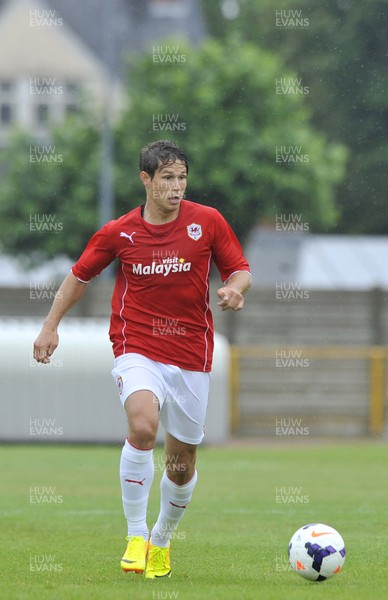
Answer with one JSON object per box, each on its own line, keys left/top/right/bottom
{"left": 33, "top": 327, "right": 59, "bottom": 364}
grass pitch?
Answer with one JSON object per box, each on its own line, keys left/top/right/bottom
{"left": 1, "top": 442, "right": 387, "bottom": 600}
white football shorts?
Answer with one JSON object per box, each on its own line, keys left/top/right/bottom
{"left": 111, "top": 352, "right": 211, "bottom": 445}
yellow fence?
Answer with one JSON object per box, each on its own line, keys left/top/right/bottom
{"left": 230, "top": 345, "right": 388, "bottom": 436}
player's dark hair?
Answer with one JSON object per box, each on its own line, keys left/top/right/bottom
{"left": 139, "top": 140, "right": 188, "bottom": 179}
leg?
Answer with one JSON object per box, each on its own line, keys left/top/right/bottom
{"left": 150, "top": 433, "right": 198, "bottom": 548}
{"left": 145, "top": 368, "right": 209, "bottom": 578}
{"left": 164, "top": 432, "right": 197, "bottom": 485}
{"left": 120, "top": 391, "right": 159, "bottom": 542}
{"left": 125, "top": 389, "right": 159, "bottom": 449}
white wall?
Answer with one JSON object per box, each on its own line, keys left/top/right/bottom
{"left": 0, "top": 319, "right": 230, "bottom": 444}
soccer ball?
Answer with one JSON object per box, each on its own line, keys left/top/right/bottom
{"left": 288, "top": 523, "right": 346, "bottom": 581}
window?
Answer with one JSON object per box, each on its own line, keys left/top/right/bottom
{"left": 29, "top": 76, "right": 81, "bottom": 127}
{"left": 0, "top": 104, "right": 13, "bottom": 125}
{"left": 0, "top": 80, "right": 16, "bottom": 130}
{"left": 36, "top": 104, "right": 49, "bottom": 125}
{"left": 64, "top": 80, "right": 80, "bottom": 114}
{"left": 0, "top": 79, "right": 14, "bottom": 93}
{"left": 65, "top": 80, "right": 79, "bottom": 95}
{"left": 66, "top": 104, "right": 78, "bottom": 116}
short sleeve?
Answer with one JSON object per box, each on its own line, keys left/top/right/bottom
{"left": 211, "top": 210, "right": 251, "bottom": 283}
{"left": 71, "top": 221, "right": 117, "bottom": 283}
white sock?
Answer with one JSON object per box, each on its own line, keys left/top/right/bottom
{"left": 119, "top": 439, "right": 154, "bottom": 540}
{"left": 151, "top": 470, "right": 198, "bottom": 548}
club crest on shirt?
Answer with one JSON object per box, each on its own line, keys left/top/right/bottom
{"left": 187, "top": 223, "right": 202, "bottom": 241}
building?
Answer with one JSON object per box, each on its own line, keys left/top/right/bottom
{"left": 0, "top": 0, "right": 205, "bottom": 144}
{"left": 245, "top": 226, "right": 388, "bottom": 290}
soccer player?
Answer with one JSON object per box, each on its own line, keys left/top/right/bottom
{"left": 33, "top": 140, "right": 251, "bottom": 578}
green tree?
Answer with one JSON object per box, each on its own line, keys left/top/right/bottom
{"left": 117, "top": 37, "right": 346, "bottom": 241}
{"left": 0, "top": 118, "right": 100, "bottom": 263}
{"left": 0, "top": 37, "right": 346, "bottom": 260}
{"left": 201, "top": 0, "right": 388, "bottom": 233}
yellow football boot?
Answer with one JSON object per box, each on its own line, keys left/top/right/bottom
{"left": 121, "top": 535, "right": 148, "bottom": 574}
{"left": 145, "top": 541, "right": 171, "bottom": 579}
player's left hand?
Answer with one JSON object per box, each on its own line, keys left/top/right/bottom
{"left": 217, "top": 287, "right": 244, "bottom": 311}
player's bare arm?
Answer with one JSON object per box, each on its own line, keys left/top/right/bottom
{"left": 217, "top": 270, "right": 252, "bottom": 311}
{"left": 33, "top": 272, "right": 87, "bottom": 363}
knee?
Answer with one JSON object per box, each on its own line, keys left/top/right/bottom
{"left": 129, "top": 417, "right": 158, "bottom": 448}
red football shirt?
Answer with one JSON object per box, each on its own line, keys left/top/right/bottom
{"left": 72, "top": 200, "right": 250, "bottom": 371}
